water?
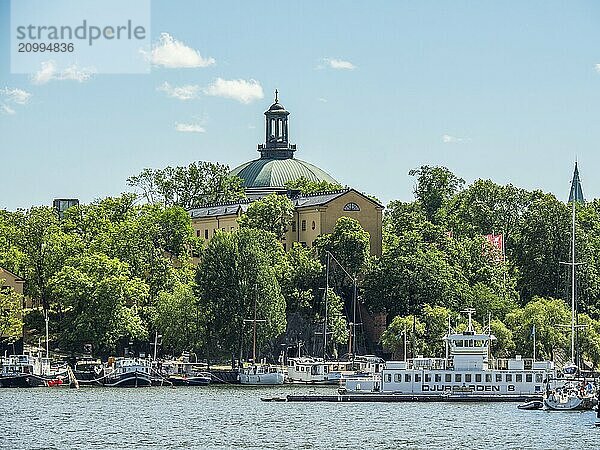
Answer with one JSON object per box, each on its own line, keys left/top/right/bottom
{"left": 0, "top": 385, "right": 598, "bottom": 449}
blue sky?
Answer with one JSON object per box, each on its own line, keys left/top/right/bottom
{"left": 1, "top": 1, "right": 600, "bottom": 210}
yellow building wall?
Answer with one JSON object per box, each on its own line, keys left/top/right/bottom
{"left": 192, "top": 214, "right": 241, "bottom": 243}
{"left": 190, "top": 191, "right": 383, "bottom": 257}
{"left": 318, "top": 191, "right": 383, "bottom": 256}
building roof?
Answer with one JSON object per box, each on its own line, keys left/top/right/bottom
{"left": 229, "top": 91, "right": 338, "bottom": 190}
{"left": 187, "top": 189, "right": 382, "bottom": 219}
{"left": 0, "top": 266, "right": 24, "bottom": 282}
{"left": 230, "top": 157, "right": 338, "bottom": 189}
{"left": 189, "top": 202, "right": 251, "bottom": 219}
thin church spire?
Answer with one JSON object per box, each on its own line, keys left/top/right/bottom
{"left": 568, "top": 162, "right": 585, "bottom": 204}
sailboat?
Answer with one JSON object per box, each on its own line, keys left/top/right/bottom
{"left": 238, "top": 286, "right": 285, "bottom": 385}
{"left": 544, "top": 163, "right": 597, "bottom": 411}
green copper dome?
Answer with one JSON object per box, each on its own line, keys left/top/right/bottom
{"left": 230, "top": 157, "right": 338, "bottom": 189}
{"left": 229, "top": 91, "right": 338, "bottom": 191}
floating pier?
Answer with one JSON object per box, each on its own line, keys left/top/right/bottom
{"left": 262, "top": 394, "right": 543, "bottom": 403}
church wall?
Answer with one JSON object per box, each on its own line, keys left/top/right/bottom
{"left": 320, "top": 191, "right": 383, "bottom": 256}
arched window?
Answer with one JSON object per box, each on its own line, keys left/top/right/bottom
{"left": 343, "top": 202, "right": 360, "bottom": 211}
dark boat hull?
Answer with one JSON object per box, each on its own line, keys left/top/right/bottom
{"left": 167, "top": 375, "right": 211, "bottom": 386}
{"left": 0, "top": 374, "right": 47, "bottom": 388}
{"left": 103, "top": 371, "right": 152, "bottom": 387}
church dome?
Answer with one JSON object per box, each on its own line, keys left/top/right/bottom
{"left": 229, "top": 90, "right": 338, "bottom": 193}
{"left": 230, "top": 157, "right": 338, "bottom": 189}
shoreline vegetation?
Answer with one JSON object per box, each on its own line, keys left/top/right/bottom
{"left": 2, "top": 162, "right": 600, "bottom": 370}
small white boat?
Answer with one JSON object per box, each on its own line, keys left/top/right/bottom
{"left": 239, "top": 364, "right": 285, "bottom": 385}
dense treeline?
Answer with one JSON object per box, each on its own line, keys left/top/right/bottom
{"left": 2, "top": 162, "right": 600, "bottom": 368}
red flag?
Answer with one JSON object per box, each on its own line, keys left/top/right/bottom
{"left": 484, "top": 233, "right": 504, "bottom": 262}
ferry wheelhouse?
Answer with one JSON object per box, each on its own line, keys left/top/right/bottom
{"left": 344, "top": 312, "right": 555, "bottom": 397}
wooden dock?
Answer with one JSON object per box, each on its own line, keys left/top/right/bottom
{"left": 262, "top": 394, "right": 542, "bottom": 403}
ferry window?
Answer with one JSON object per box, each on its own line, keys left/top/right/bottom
{"left": 415, "top": 374, "right": 421, "bottom": 382}
{"left": 506, "top": 374, "right": 512, "bottom": 382}
{"left": 475, "top": 374, "right": 482, "bottom": 382}
{"left": 405, "top": 374, "right": 411, "bottom": 382}
{"left": 204, "top": 229, "right": 209, "bottom": 239}
{"left": 485, "top": 374, "right": 492, "bottom": 383}
{"left": 435, "top": 374, "right": 442, "bottom": 382}
{"left": 292, "top": 221, "right": 296, "bottom": 232}
{"left": 425, "top": 374, "right": 431, "bottom": 382}
{"left": 394, "top": 374, "right": 401, "bottom": 382}
{"left": 455, "top": 374, "right": 462, "bottom": 382}
{"left": 301, "top": 220, "right": 306, "bottom": 231}
{"left": 385, "top": 374, "right": 391, "bottom": 383}
{"left": 468, "top": 340, "right": 474, "bottom": 347}
{"left": 516, "top": 374, "right": 522, "bottom": 383}
{"left": 465, "top": 374, "right": 471, "bottom": 383}
{"left": 536, "top": 374, "right": 543, "bottom": 383}
{"left": 196, "top": 230, "right": 201, "bottom": 237}
{"left": 311, "top": 221, "right": 316, "bottom": 230}
{"left": 496, "top": 374, "right": 502, "bottom": 382}
{"left": 475, "top": 340, "right": 483, "bottom": 347}
{"left": 445, "top": 374, "right": 451, "bottom": 382}
{"left": 526, "top": 374, "right": 532, "bottom": 383}
{"left": 455, "top": 340, "right": 463, "bottom": 347}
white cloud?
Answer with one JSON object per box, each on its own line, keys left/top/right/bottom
{"left": 323, "top": 58, "right": 356, "bottom": 70}
{"left": 1, "top": 87, "right": 32, "bottom": 105}
{"left": 204, "top": 78, "right": 263, "bottom": 104}
{"left": 32, "top": 61, "right": 57, "bottom": 84}
{"left": 595, "top": 63, "right": 600, "bottom": 73}
{"left": 1, "top": 103, "right": 15, "bottom": 115}
{"left": 31, "top": 61, "right": 94, "bottom": 84}
{"left": 442, "top": 134, "right": 471, "bottom": 144}
{"left": 145, "top": 33, "right": 215, "bottom": 68}
{"left": 1, "top": 87, "right": 32, "bottom": 115}
{"left": 157, "top": 81, "right": 200, "bottom": 100}
{"left": 317, "top": 97, "right": 328, "bottom": 103}
{"left": 175, "top": 122, "right": 206, "bottom": 133}
{"left": 61, "top": 64, "right": 94, "bottom": 82}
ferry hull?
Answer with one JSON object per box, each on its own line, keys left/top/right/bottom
{"left": 239, "top": 372, "right": 285, "bottom": 385}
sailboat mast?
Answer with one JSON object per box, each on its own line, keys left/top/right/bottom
{"left": 571, "top": 198, "right": 576, "bottom": 364}
{"left": 324, "top": 252, "right": 329, "bottom": 360}
{"left": 253, "top": 288, "right": 257, "bottom": 364}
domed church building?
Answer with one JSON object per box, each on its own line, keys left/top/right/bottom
{"left": 189, "top": 91, "right": 383, "bottom": 256}
{"left": 230, "top": 90, "right": 339, "bottom": 198}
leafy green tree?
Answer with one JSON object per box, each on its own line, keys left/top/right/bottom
{"left": 409, "top": 165, "right": 464, "bottom": 224}
{"left": 0, "top": 284, "right": 23, "bottom": 342}
{"left": 380, "top": 314, "right": 425, "bottom": 359}
{"left": 284, "top": 176, "right": 343, "bottom": 194}
{"left": 314, "top": 217, "right": 370, "bottom": 289}
{"left": 512, "top": 193, "right": 570, "bottom": 303}
{"left": 506, "top": 296, "right": 570, "bottom": 361}
{"left": 196, "top": 228, "right": 287, "bottom": 362}
{"left": 153, "top": 282, "right": 203, "bottom": 355}
{"left": 490, "top": 318, "right": 516, "bottom": 358}
{"left": 238, "top": 193, "right": 294, "bottom": 239}
{"left": 50, "top": 253, "right": 148, "bottom": 354}
{"left": 127, "top": 161, "right": 245, "bottom": 209}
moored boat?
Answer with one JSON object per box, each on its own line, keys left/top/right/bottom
{"left": 162, "top": 358, "right": 211, "bottom": 386}
{"left": 343, "top": 309, "right": 555, "bottom": 399}
{"left": 239, "top": 364, "right": 285, "bottom": 385}
{"left": 102, "top": 358, "right": 153, "bottom": 387}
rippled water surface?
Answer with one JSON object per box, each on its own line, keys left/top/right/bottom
{"left": 1, "top": 385, "right": 598, "bottom": 449}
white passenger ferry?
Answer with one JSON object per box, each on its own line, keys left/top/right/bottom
{"left": 344, "top": 310, "right": 555, "bottom": 398}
